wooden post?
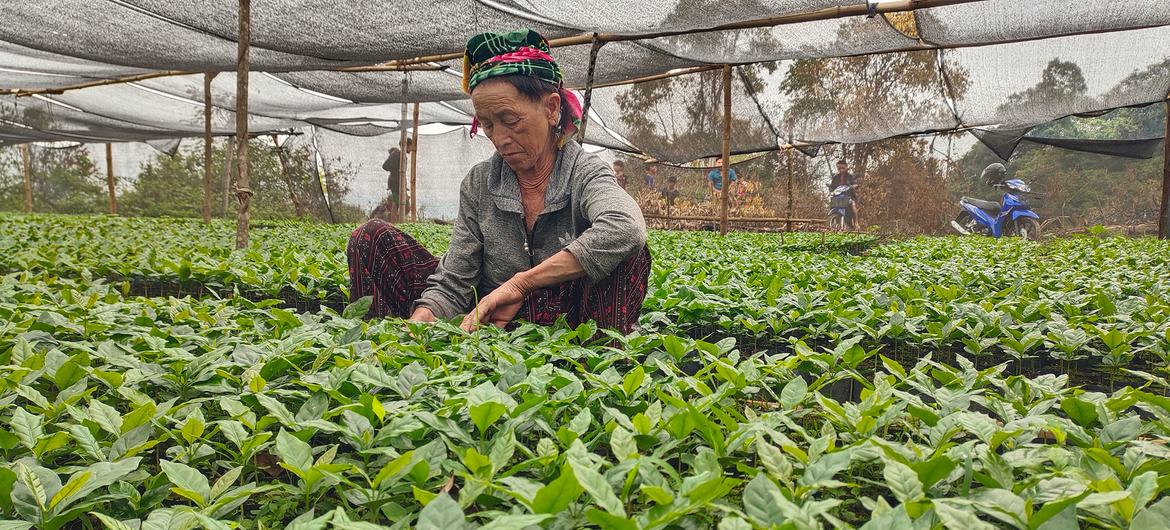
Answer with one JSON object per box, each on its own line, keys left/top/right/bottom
{"left": 234, "top": 0, "right": 252, "bottom": 249}
{"left": 720, "top": 64, "right": 732, "bottom": 235}
{"left": 1160, "top": 100, "right": 1170, "bottom": 239}
{"left": 786, "top": 146, "right": 795, "bottom": 232}
{"left": 221, "top": 138, "right": 234, "bottom": 217}
{"left": 397, "top": 77, "right": 409, "bottom": 222}
{"left": 410, "top": 101, "right": 420, "bottom": 222}
{"left": 105, "top": 143, "right": 117, "bottom": 214}
{"left": 202, "top": 72, "right": 216, "bottom": 223}
{"left": 20, "top": 144, "right": 32, "bottom": 213}
{"left": 271, "top": 134, "right": 306, "bottom": 217}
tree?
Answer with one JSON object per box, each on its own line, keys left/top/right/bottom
{"left": 119, "top": 139, "right": 364, "bottom": 222}
{"left": 0, "top": 145, "right": 106, "bottom": 214}
{"left": 773, "top": 17, "right": 971, "bottom": 233}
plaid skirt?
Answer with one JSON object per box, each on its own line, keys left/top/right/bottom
{"left": 346, "top": 219, "right": 651, "bottom": 333}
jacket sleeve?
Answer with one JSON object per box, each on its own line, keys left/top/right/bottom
{"left": 414, "top": 171, "right": 484, "bottom": 319}
{"left": 565, "top": 169, "right": 648, "bottom": 283}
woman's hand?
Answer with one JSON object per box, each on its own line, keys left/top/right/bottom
{"left": 461, "top": 279, "right": 529, "bottom": 331}
{"left": 408, "top": 306, "right": 437, "bottom": 323}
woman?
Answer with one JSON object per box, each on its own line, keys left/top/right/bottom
{"left": 347, "top": 29, "right": 651, "bottom": 333}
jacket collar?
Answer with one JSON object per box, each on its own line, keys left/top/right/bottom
{"left": 489, "top": 141, "right": 579, "bottom": 215}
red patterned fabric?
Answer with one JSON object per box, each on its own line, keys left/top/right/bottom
{"left": 346, "top": 219, "right": 651, "bottom": 333}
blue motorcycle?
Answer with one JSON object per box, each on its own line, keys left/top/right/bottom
{"left": 827, "top": 184, "right": 856, "bottom": 231}
{"left": 950, "top": 163, "right": 1042, "bottom": 240}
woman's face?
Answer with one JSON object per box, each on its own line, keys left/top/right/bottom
{"left": 471, "top": 78, "right": 560, "bottom": 174}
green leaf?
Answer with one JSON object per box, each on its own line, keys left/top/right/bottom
{"left": 1133, "top": 497, "right": 1170, "bottom": 530}
{"left": 610, "top": 426, "right": 637, "bottom": 462}
{"left": 585, "top": 509, "right": 638, "bottom": 530}
{"left": 1029, "top": 492, "right": 1089, "bottom": 530}
{"left": 275, "top": 429, "right": 314, "bottom": 473}
{"left": 780, "top": 376, "right": 807, "bottom": 409}
{"left": 743, "top": 474, "right": 785, "bottom": 527}
{"left": 0, "top": 468, "right": 15, "bottom": 512}
{"left": 89, "top": 512, "right": 137, "bottom": 530}
{"left": 1059, "top": 397, "right": 1098, "bottom": 427}
{"left": 859, "top": 505, "right": 912, "bottom": 530}
{"left": 160, "top": 460, "right": 210, "bottom": 506}
{"left": 478, "top": 514, "right": 553, "bottom": 530}
{"left": 566, "top": 441, "right": 625, "bottom": 517}
{"left": 757, "top": 440, "right": 792, "bottom": 481}
{"left": 717, "top": 516, "right": 752, "bottom": 530}
{"left": 913, "top": 454, "right": 956, "bottom": 489}
{"left": 373, "top": 451, "right": 415, "bottom": 489}
{"left": 934, "top": 501, "right": 995, "bottom": 530}
{"left": 639, "top": 485, "right": 673, "bottom": 505}
{"left": 621, "top": 366, "right": 645, "bottom": 398}
{"left": 120, "top": 402, "right": 156, "bottom": 434}
{"left": 343, "top": 296, "right": 373, "bottom": 319}
{"left": 255, "top": 393, "right": 298, "bottom": 428}
{"left": 48, "top": 471, "right": 90, "bottom": 509}
{"left": 531, "top": 465, "right": 583, "bottom": 514}
{"left": 9, "top": 408, "right": 44, "bottom": 450}
{"left": 415, "top": 493, "right": 464, "bottom": 530}
{"left": 88, "top": 400, "right": 123, "bottom": 436}
{"left": 0, "top": 521, "right": 33, "bottom": 530}
{"left": 883, "top": 459, "right": 924, "bottom": 503}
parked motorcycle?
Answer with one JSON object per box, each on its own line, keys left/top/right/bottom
{"left": 950, "top": 163, "right": 1042, "bottom": 240}
{"left": 827, "top": 184, "right": 855, "bottom": 230}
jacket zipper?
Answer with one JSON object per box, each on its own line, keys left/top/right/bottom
{"left": 521, "top": 213, "right": 540, "bottom": 320}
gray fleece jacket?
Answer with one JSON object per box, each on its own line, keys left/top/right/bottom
{"left": 415, "top": 141, "right": 647, "bottom": 319}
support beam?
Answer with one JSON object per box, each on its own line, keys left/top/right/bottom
{"left": 271, "top": 134, "right": 306, "bottom": 217}
{"left": 643, "top": 213, "right": 825, "bottom": 224}
{"left": 221, "top": 138, "right": 234, "bottom": 217}
{"left": 410, "top": 101, "right": 420, "bottom": 222}
{"left": 1160, "top": 99, "right": 1170, "bottom": 239}
{"left": 20, "top": 144, "right": 32, "bottom": 213}
{"left": 234, "top": 0, "right": 252, "bottom": 249}
{"left": 105, "top": 143, "right": 117, "bottom": 214}
{"left": 720, "top": 64, "right": 732, "bottom": 236}
{"left": 345, "top": 0, "right": 988, "bottom": 70}
{"left": 397, "top": 78, "right": 409, "bottom": 223}
{"left": 202, "top": 72, "right": 216, "bottom": 223}
{"left": 786, "top": 146, "right": 794, "bottom": 232}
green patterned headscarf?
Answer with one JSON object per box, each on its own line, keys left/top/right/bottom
{"left": 463, "top": 29, "right": 563, "bottom": 92}
{"left": 462, "top": 29, "right": 583, "bottom": 143}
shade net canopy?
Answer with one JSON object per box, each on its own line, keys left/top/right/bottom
{"left": 0, "top": 0, "right": 1167, "bottom": 166}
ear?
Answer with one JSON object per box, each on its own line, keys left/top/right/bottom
{"left": 544, "top": 90, "right": 562, "bottom": 126}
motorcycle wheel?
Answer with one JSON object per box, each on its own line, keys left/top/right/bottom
{"left": 828, "top": 213, "right": 844, "bottom": 231}
{"left": 952, "top": 212, "right": 975, "bottom": 235}
{"left": 1015, "top": 217, "right": 1042, "bottom": 241}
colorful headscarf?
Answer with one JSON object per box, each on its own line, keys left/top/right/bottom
{"left": 463, "top": 29, "right": 583, "bottom": 145}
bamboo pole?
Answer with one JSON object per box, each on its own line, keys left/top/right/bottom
{"left": 271, "top": 135, "right": 306, "bottom": 217}
{"left": 786, "top": 145, "right": 794, "bottom": 232}
{"left": 344, "top": 0, "right": 989, "bottom": 70}
{"left": 221, "top": 138, "right": 234, "bottom": 217}
{"left": 234, "top": 0, "right": 252, "bottom": 249}
{"left": 410, "top": 101, "right": 420, "bottom": 222}
{"left": 643, "top": 213, "right": 826, "bottom": 224}
{"left": 20, "top": 144, "right": 32, "bottom": 213}
{"left": 397, "top": 77, "right": 409, "bottom": 222}
{"left": 105, "top": 143, "right": 117, "bottom": 214}
{"left": 1160, "top": 99, "right": 1169, "bottom": 239}
{"left": 202, "top": 72, "right": 216, "bottom": 223}
{"left": 720, "top": 65, "right": 732, "bottom": 235}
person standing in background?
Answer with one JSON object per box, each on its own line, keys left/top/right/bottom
{"left": 706, "top": 157, "right": 737, "bottom": 200}
{"left": 612, "top": 160, "right": 628, "bottom": 190}
{"left": 643, "top": 162, "right": 657, "bottom": 189}
{"left": 381, "top": 147, "right": 402, "bottom": 222}
{"left": 659, "top": 175, "right": 680, "bottom": 207}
